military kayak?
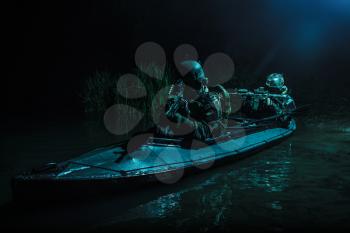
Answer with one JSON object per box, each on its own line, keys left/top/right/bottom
{"left": 12, "top": 118, "right": 296, "bottom": 201}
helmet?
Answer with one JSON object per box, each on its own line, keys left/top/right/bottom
{"left": 266, "top": 73, "right": 285, "bottom": 89}
{"left": 180, "top": 60, "right": 208, "bottom": 90}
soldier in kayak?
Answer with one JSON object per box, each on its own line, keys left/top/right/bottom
{"left": 241, "top": 73, "right": 296, "bottom": 118}
{"left": 265, "top": 73, "right": 296, "bottom": 113}
{"left": 157, "top": 60, "right": 230, "bottom": 142}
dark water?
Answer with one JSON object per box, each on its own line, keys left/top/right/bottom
{"left": 1, "top": 117, "right": 350, "bottom": 232}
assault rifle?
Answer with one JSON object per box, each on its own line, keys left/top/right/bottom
{"left": 229, "top": 88, "right": 289, "bottom": 100}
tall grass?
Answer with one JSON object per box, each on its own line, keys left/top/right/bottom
{"left": 82, "top": 65, "right": 173, "bottom": 133}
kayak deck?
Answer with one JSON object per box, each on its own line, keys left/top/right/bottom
{"left": 12, "top": 119, "right": 296, "bottom": 200}
{"left": 14, "top": 120, "right": 296, "bottom": 180}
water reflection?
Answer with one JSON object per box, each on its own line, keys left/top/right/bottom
{"left": 115, "top": 142, "right": 295, "bottom": 224}
{"left": 138, "top": 192, "right": 182, "bottom": 219}
{"left": 234, "top": 143, "right": 294, "bottom": 192}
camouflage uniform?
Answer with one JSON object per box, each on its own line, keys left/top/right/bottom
{"left": 157, "top": 60, "right": 229, "bottom": 141}
{"left": 164, "top": 90, "right": 223, "bottom": 141}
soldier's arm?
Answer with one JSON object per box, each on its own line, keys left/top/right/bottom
{"left": 165, "top": 97, "right": 196, "bottom": 129}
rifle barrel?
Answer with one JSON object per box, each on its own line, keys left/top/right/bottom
{"left": 229, "top": 92, "right": 288, "bottom": 98}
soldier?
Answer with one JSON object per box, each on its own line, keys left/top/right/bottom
{"left": 265, "top": 73, "right": 296, "bottom": 114}
{"left": 158, "top": 60, "right": 226, "bottom": 142}
{"left": 241, "top": 73, "right": 295, "bottom": 118}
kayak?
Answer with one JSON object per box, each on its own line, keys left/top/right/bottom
{"left": 12, "top": 118, "right": 296, "bottom": 201}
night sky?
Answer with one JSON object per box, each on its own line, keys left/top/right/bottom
{"left": 5, "top": 0, "right": 350, "bottom": 119}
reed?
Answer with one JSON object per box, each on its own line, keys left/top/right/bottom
{"left": 82, "top": 65, "right": 173, "bottom": 134}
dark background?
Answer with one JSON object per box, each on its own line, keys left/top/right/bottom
{"left": 2, "top": 2, "right": 350, "bottom": 232}
{"left": 4, "top": 0, "right": 350, "bottom": 120}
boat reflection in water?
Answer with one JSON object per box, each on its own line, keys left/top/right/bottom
{"left": 112, "top": 141, "right": 295, "bottom": 226}
{"left": 235, "top": 143, "right": 294, "bottom": 193}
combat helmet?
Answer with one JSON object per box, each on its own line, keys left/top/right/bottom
{"left": 179, "top": 60, "right": 208, "bottom": 90}
{"left": 266, "top": 73, "right": 285, "bottom": 89}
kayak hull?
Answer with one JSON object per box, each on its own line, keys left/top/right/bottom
{"left": 12, "top": 119, "right": 296, "bottom": 201}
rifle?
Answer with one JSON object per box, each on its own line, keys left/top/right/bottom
{"left": 229, "top": 91, "right": 289, "bottom": 100}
